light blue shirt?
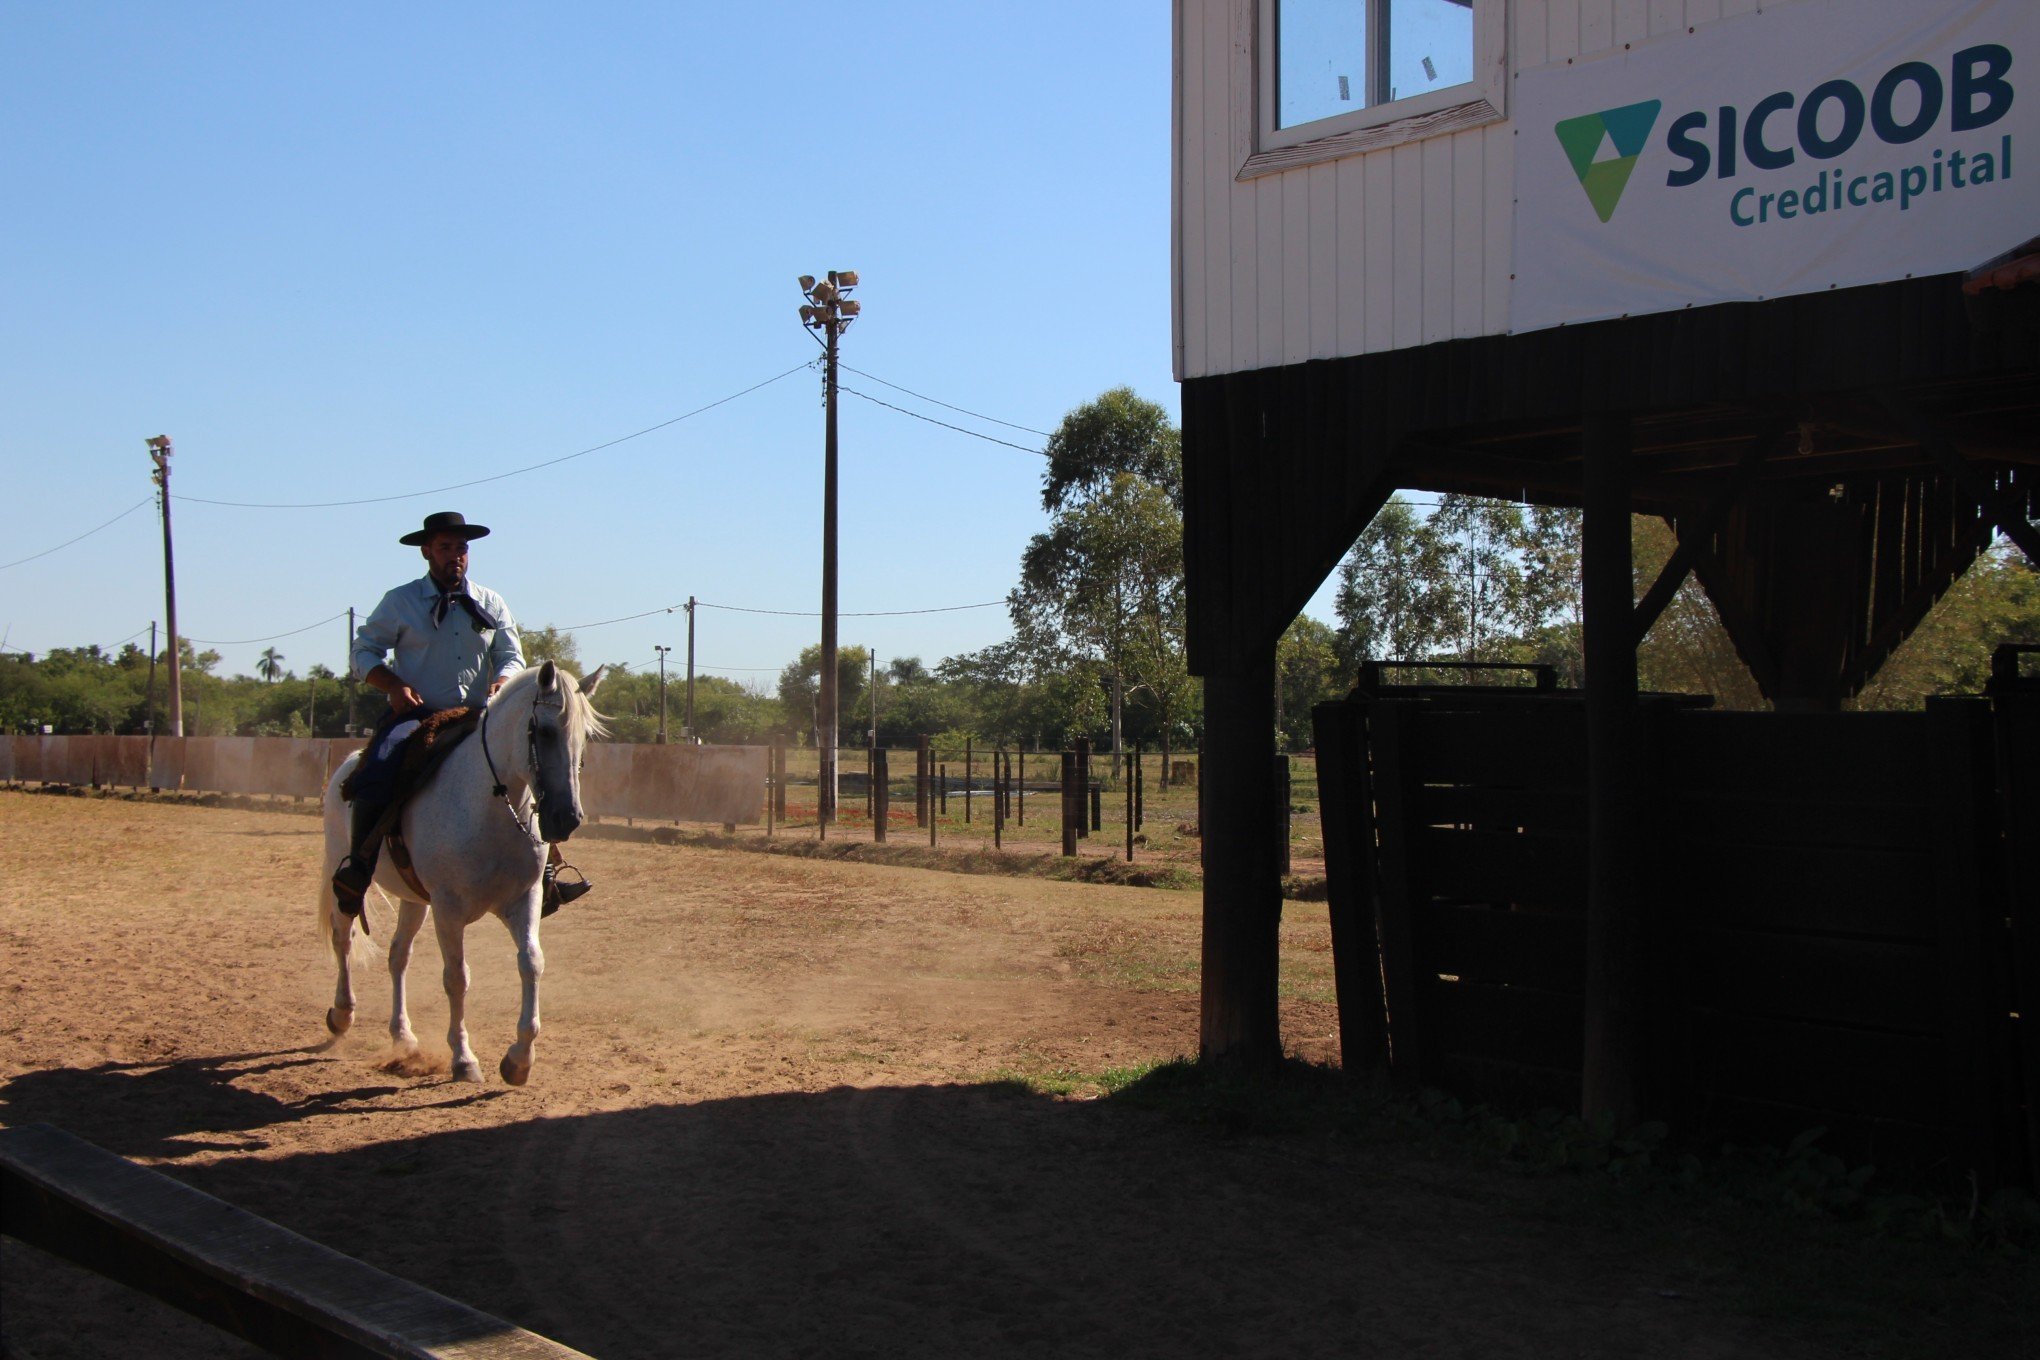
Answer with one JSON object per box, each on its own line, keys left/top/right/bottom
{"left": 351, "top": 575, "right": 524, "bottom": 711}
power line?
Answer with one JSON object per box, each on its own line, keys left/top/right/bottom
{"left": 839, "top": 365, "right": 1052, "bottom": 437}
{"left": 0, "top": 497, "right": 153, "bottom": 571}
{"left": 837, "top": 386, "right": 1048, "bottom": 457}
{"left": 698, "top": 598, "right": 1007, "bottom": 618}
{"left": 187, "top": 610, "right": 350, "bottom": 647}
{"left": 177, "top": 361, "right": 818, "bottom": 510}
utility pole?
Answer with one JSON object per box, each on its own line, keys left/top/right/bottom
{"left": 144, "top": 621, "right": 158, "bottom": 755}
{"left": 684, "top": 596, "right": 696, "bottom": 740}
{"left": 345, "top": 607, "right": 357, "bottom": 734}
{"left": 147, "top": 436, "right": 183, "bottom": 736}
{"left": 869, "top": 650, "right": 878, "bottom": 750}
{"left": 654, "top": 645, "right": 672, "bottom": 743}
{"left": 799, "top": 270, "right": 860, "bottom": 824}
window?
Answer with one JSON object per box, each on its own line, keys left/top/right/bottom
{"left": 1249, "top": 0, "right": 1503, "bottom": 174}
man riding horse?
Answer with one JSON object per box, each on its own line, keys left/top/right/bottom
{"left": 332, "top": 510, "right": 592, "bottom": 917}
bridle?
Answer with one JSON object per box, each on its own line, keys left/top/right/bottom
{"left": 480, "top": 685, "right": 571, "bottom": 844}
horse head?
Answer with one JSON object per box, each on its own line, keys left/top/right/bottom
{"left": 500, "top": 660, "right": 609, "bottom": 844}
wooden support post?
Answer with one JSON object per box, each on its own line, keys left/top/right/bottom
{"left": 1017, "top": 750, "right": 1026, "bottom": 825}
{"left": 1060, "top": 751, "right": 1078, "bottom": 857}
{"left": 1199, "top": 656, "right": 1284, "bottom": 1067}
{"left": 1582, "top": 410, "right": 1644, "bottom": 1128}
{"left": 939, "top": 763, "right": 947, "bottom": 814}
{"left": 994, "top": 747, "right": 1004, "bottom": 850}
{"left": 1089, "top": 782, "right": 1102, "bottom": 832}
{"left": 964, "top": 738, "right": 973, "bottom": 823}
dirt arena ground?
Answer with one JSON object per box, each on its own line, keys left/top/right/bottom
{"left": 0, "top": 792, "right": 2029, "bottom": 1359}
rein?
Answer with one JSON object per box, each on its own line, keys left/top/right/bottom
{"left": 480, "top": 693, "right": 560, "bottom": 845}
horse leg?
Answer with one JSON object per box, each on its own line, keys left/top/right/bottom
{"left": 386, "top": 898, "right": 428, "bottom": 1057}
{"left": 433, "top": 907, "right": 483, "bottom": 1083}
{"left": 498, "top": 894, "right": 544, "bottom": 1086}
{"left": 325, "top": 903, "right": 356, "bottom": 1037}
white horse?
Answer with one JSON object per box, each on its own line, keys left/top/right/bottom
{"left": 318, "top": 661, "right": 608, "bottom": 1085}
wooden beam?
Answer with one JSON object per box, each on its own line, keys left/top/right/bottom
{"left": 1631, "top": 440, "right": 1772, "bottom": 648}
{"left": 1581, "top": 411, "right": 1645, "bottom": 1129}
{"left": 0, "top": 1123, "right": 592, "bottom": 1359}
{"left": 1199, "top": 655, "right": 1284, "bottom": 1067}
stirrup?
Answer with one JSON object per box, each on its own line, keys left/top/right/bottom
{"left": 542, "top": 862, "right": 591, "bottom": 917}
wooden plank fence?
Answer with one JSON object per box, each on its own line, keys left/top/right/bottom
{"left": 1315, "top": 688, "right": 2038, "bottom": 1184}
{"left": 1, "top": 734, "right": 767, "bottom": 826}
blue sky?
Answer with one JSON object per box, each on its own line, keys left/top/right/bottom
{"left": 1, "top": 4, "right": 1330, "bottom": 686}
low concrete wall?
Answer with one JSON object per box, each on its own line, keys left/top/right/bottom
{"left": 4, "top": 734, "right": 767, "bottom": 825}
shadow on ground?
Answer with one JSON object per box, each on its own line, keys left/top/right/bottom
{"left": 2, "top": 1058, "right": 2029, "bottom": 1360}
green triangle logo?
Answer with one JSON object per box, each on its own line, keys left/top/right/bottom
{"left": 1553, "top": 99, "right": 1661, "bottom": 222}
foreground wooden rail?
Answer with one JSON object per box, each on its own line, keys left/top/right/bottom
{"left": 0, "top": 1123, "right": 593, "bottom": 1359}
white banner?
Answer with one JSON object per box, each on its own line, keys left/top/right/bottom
{"left": 1511, "top": 0, "right": 2040, "bottom": 334}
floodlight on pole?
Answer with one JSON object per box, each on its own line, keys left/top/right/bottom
{"left": 798, "top": 267, "right": 860, "bottom": 826}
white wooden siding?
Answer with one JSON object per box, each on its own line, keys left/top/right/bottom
{"left": 1174, "top": 0, "right": 1789, "bottom": 379}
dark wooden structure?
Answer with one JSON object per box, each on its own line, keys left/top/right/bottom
{"left": 1185, "top": 264, "right": 2040, "bottom": 1133}
{"left": 0, "top": 1123, "right": 592, "bottom": 1358}
{"left": 1315, "top": 677, "right": 2039, "bottom": 1182}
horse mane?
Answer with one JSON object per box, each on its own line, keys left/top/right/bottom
{"left": 491, "top": 664, "right": 610, "bottom": 745}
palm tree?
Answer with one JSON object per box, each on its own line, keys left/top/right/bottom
{"left": 257, "top": 647, "right": 284, "bottom": 684}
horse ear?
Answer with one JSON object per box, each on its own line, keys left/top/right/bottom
{"left": 579, "top": 664, "right": 610, "bottom": 698}
{"left": 537, "top": 660, "right": 557, "bottom": 692}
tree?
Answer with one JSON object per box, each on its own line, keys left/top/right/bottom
{"left": 1011, "top": 388, "right": 1185, "bottom": 766}
{"left": 1333, "top": 494, "right": 1456, "bottom": 672}
{"left": 521, "top": 625, "right": 579, "bottom": 674}
{"left": 1632, "top": 516, "right": 1765, "bottom": 708}
{"left": 257, "top": 647, "right": 285, "bottom": 683}
{"left": 1276, "top": 616, "right": 1342, "bottom": 750}
{"left": 1854, "top": 540, "right": 2040, "bottom": 708}
{"left": 776, "top": 644, "right": 869, "bottom": 748}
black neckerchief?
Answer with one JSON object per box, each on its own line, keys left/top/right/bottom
{"left": 430, "top": 578, "right": 501, "bottom": 631}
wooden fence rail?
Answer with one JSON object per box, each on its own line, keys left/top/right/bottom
{"left": 0, "top": 1123, "right": 593, "bottom": 1359}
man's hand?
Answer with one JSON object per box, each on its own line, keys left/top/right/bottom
{"left": 488, "top": 677, "right": 508, "bottom": 698}
{"left": 365, "top": 664, "right": 424, "bottom": 716}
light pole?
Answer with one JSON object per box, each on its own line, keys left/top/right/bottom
{"left": 799, "top": 269, "right": 860, "bottom": 824}
{"left": 147, "top": 436, "right": 183, "bottom": 737}
{"left": 654, "top": 645, "right": 672, "bottom": 744}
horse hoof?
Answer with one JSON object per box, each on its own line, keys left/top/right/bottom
{"left": 499, "top": 1054, "right": 531, "bottom": 1086}
{"left": 325, "top": 1007, "right": 353, "bottom": 1036}
{"left": 452, "top": 1059, "right": 484, "bottom": 1084}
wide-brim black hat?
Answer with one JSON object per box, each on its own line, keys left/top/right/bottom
{"left": 400, "top": 511, "right": 491, "bottom": 546}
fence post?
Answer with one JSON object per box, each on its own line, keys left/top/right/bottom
{"left": 1017, "top": 750, "right": 1025, "bottom": 825}
{"left": 1074, "top": 737, "right": 1090, "bottom": 839}
{"left": 917, "top": 734, "right": 930, "bottom": 827}
{"left": 1125, "top": 747, "right": 1135, "bottom": 862}
{"left": 964, "top": 738, "right": 973, "bottom": 823}
{"left": 939, "top": 763, "right": 948, "bottom": 815}
{"left": 1061, "top": 750, "right": 1078, "bottom": 857}
{"left": 1090, "top": 782, "right": 1102, "bottom": 833}
{"left": 1135, "top": 743, "right": 1144, "bottom": 831}
{"left": 873, "top": 747, "right": 889, "bottom": 844}
{"left": 766, "top": 744, "right": 776, "bottom": 837}
{"left": 993, "top": 747, "right": 1004, "bottom": 850}
{"left": 773, "top": 743, "right": 788, "bottom": 821}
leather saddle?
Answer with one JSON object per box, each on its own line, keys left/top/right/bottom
{"left": 342, "top": 708, "right": 481, "bottom": 904}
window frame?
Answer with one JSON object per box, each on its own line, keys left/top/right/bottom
{"left": 1243, "top": 0, "right": 1507, "bottom": 179}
